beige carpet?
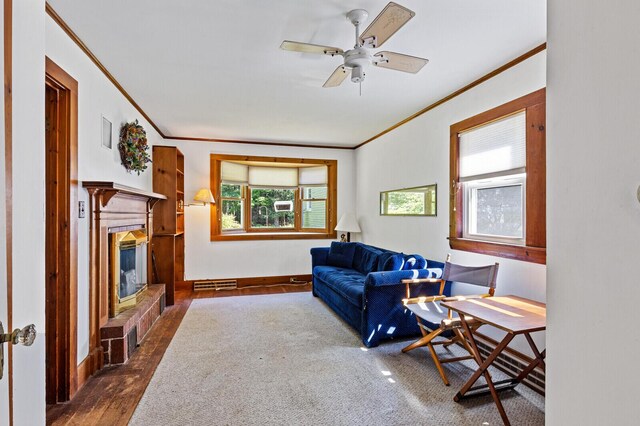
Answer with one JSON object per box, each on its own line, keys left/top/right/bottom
{"left": 130, "top": 293, "right": 544, "bottom": 425}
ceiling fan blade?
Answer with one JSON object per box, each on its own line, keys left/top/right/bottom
{"left": 280, "top": 40, "right": 343, "bottom": 56}
{"left": 373, "top": 51, "right": 428, "bottom": 74}
{"left": 359, "top": 2, "right": 415, "bottom": 48}
{"left": 323, "top": 65, "right": 349, "bottom": 88}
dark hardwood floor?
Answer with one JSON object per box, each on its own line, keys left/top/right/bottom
{"left": 46, "top": 283, "right": 312, "bottom": 426}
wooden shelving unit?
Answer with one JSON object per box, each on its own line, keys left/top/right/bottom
{"left": 151, "top": 146, "right": 185, "bottom": 305}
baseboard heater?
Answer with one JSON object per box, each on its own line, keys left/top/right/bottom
{"left": 193, "top": 279, "right": 238, "bottom": 291}
{"left": 472, "top": 336, "right": 546, "bottom": 395}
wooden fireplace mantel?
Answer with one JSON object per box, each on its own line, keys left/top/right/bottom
{"left": 82, "top": 181, "right": 166, "bottom": 209}
{"left": 82, "top": 181, "right": 167, "bottom": 375}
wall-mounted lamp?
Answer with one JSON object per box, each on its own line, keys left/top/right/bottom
{"left": 189, "top": 188, "right": 215, "bottom": 206}
{"left": 335, "top": 212, "right": 361, "bottom": 242}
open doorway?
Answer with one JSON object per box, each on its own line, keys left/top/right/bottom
{"left": 44, "top": 57, "right": 78, "bottom": 404}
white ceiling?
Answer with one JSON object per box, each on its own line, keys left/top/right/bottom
{"left": 48, "top": 0, "right": 546, "bottom": 148}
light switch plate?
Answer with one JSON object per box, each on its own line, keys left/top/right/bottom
{"left": 79, "top": 201, "right": 85, "bottom": 218}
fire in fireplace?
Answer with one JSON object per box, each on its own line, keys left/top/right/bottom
{"left": 110, "top": 228, "right": 148, "bottom": 316}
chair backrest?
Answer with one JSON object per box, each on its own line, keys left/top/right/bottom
{"left": 442, "top": 261, "right": 499, "bottom": 291}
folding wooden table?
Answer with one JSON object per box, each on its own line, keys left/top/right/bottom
{"left": 440, "top": 295, "right": 546, "bottom": 426}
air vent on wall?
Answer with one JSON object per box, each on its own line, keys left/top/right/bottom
{"left": 193, "top": 280, "right": 238, "bottom": 291}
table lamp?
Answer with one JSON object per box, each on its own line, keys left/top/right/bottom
{"left": 335, "top": 212, "right": 361, "bottom": 242}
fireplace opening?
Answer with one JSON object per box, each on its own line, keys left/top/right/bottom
{"left": 110, "top": 228, "right": 148, "bottom": 316}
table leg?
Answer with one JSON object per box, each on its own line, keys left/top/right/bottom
{"left": 455, "top": 316, "right": 514, "bottom": 426}
{"left": 514, "top": 334, "right": 546, "bottom": 382}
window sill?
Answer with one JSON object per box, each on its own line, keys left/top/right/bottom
{"left": 448, "top": 237, "right": 546, "bottom": 265}
{"left": 211, "top": 231, "right": 337, "bottom": 242}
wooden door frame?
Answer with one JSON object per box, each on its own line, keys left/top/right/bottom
{"left": 44, "top": 56, "right": 78, "bottom": 403}
{"left": 3, "top": 0, "right": 13, "bottom": 421}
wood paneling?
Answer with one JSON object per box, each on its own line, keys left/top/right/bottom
{"left": 210, "top": 154, "right": 338, "bottom": 241}
{"left": 44, "top": 57, "right": 79, "bottom": 403}
{"left": 46, "top": 284, "right": 311, "bottom": 425}
{"left": 449, "top": 89, "right": 546, "bottom": 264}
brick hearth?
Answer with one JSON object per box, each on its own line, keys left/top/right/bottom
{"left": 100, "top": 284, "right": 166, "bottom": 365}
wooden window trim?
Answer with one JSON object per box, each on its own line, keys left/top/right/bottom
{"left": 449, "top": 88, "right": 546, "bottom": 264}
{"left": 210, "top": 154, "right": 337, "bottom": 241}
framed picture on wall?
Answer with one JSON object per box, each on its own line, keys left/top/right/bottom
{"left": 101, "top": 116, "right": 112, "bottom": 149}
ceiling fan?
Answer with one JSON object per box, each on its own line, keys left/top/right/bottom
{"left": 280, "top": 2, "right": 428, "bottom": 89}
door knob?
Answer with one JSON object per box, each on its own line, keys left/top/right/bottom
{"left": 0, "top": 321, "right": 36, "bottom": 380}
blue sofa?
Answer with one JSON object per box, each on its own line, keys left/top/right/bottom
{"left": 311, "top": 242, "right": 449, "bottom": 347}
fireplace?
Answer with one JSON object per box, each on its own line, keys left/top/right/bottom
{"left": 110, "top": 228, "right": 148, "bottom": 316}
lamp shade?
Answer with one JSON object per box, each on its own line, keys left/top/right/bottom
{"left": 193, "top": 188, "right": 215, "bottom": 204}
{"left": 335, "top": 213, "right": 361, "bottom": 233}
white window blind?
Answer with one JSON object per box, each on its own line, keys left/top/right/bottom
{"left": 299, "top": 166, "right": 327, "bottom": 186}
{"left": 459, "top": 111, "right": 526, "bottom": 181}
{"left": 221, "top": 161, "right": 248, "bottom": 184}
{"left": 248, "top": 166, "right": 298, "bottom": 188}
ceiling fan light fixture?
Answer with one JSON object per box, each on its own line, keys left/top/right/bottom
{"left": 351, "top": 66, "right": 365, "bottom": 83}
{"left": 280, "top": 2, "right": 427, "bottom": 90}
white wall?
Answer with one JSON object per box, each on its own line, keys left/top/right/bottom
{"left": 11, "top": 1, "right": 46, "bottom": 424}
{"left": 355, "top": 52, "right": 547, "bottom": 353}
{"left": 45, "top": 15, "right": 163, "bottom": 363}
{"left": 45, "top": 14, "right": 357, "bottom": 361}
{"left": 546, "top": 1, "right": 640, "bottom": 424}
{"left": 163, "top": 139, "right": 356, "bottom": 280}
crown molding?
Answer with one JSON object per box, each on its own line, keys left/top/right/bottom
{"left": 167, "top": 135, "right": 353, "bottom": 150}
{"left": 45, "top": 3, "right": 545, "bottom": 152}
{"left": 45, "top": 3, "right": 165, "bottom": 137}
{"left": 354, "top": 42, "right": 547, "bottom": 149}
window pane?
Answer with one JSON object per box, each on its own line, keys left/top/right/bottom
{"left": 474, "top": 185, "right": 523, "bottom": 237}
{"left": 302, "top": 186, "right": 327, "bottom": 199}
{"left": 251, "top": 188, "right": 295, "bottom": 228}
{"left": 221, "top": 183, "right": 241, "bottom": 198}
{"left": 388, "top": 192, "right": 425, "bottom": 215}
{"left": 380, "top": 185, "right": 436, "bottom": 216}
{"left": 221, "top": 199, "right": 243, "bottom": 230}
{"left": 302, "top": 200, "right": 326, "bottom": 229}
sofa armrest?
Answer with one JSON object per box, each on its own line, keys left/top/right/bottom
{"left": 360, "top": 269, "right": 450, "bottom": 347}
{"left": 310, "top": 247, "right": 330, "bottom": 269}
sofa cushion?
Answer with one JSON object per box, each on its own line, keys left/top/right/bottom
{"left": 327, "top": 242, "right": 356, "bottom": 268}
{"left": 353, "top": 244, "right": 383, "bottom": 275}
{"left": 377, "top": 252, "right": 405, "bottom": 271}
{"left": 313, "top": 266, "right": 366, "bottom": 308}
{"left": 403, "top": 254, "right": 427, "bottom": 270}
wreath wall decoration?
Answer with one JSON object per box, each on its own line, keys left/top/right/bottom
{"left": 118, "top": 119, "right": 151, "bottom": 175}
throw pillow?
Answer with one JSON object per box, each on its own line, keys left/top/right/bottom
{"left": 377, "top": 252, "right": 405, "bottom": 271}
{"left": 326, "top": 242, "right": 356, "bottom": 268}
{"left": 353, "top": 244, "right": 383, "bottom": 275}
{"left": 403, "top": 254, "right": 427, "bottom": 270}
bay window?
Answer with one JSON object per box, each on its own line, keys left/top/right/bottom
{"left": 210, "top": 154, "right": 337, "bottom": 241}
